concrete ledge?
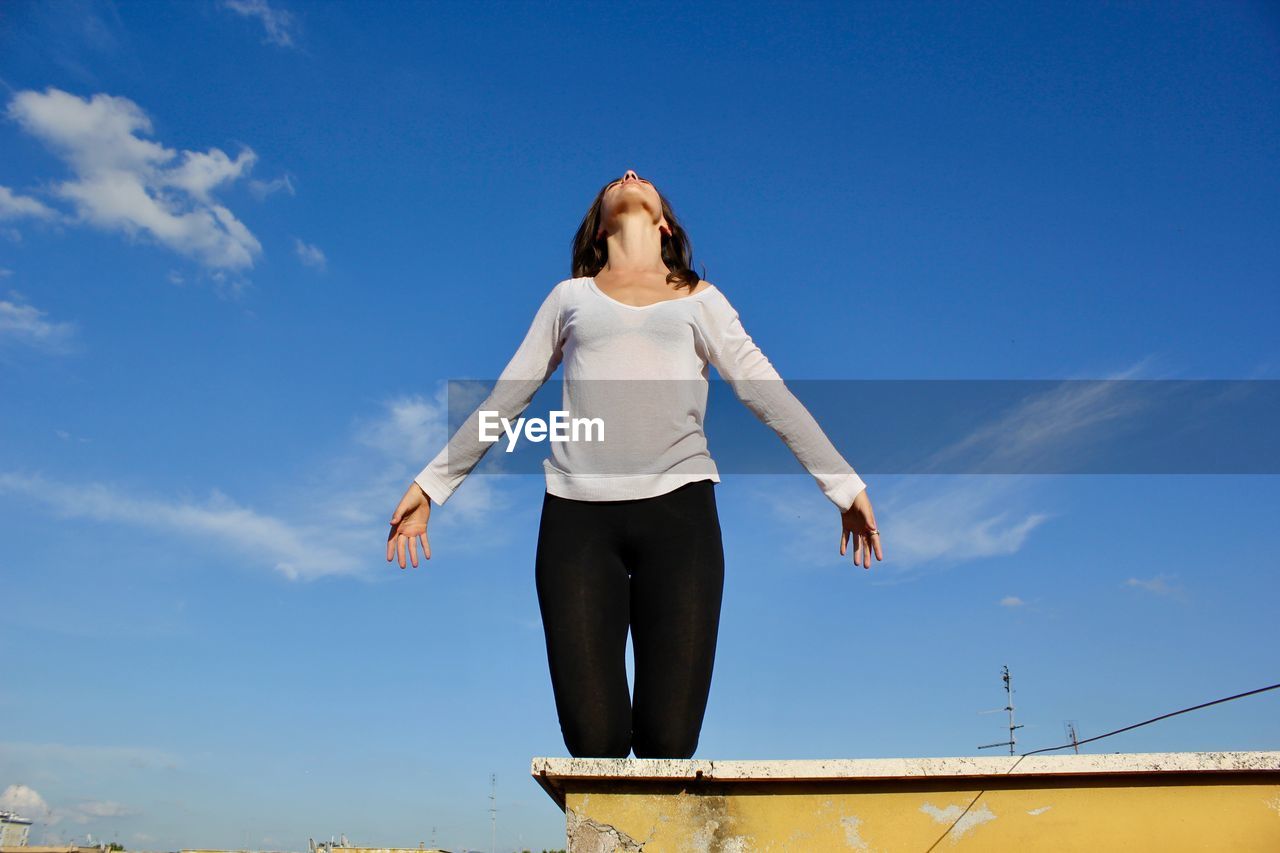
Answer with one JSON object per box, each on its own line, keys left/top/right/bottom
{"left": 531, "top": 751, "right": 1280, "bottom": 851}
{"left": 532, "top": 751, "right": 1280, "bottom": 808}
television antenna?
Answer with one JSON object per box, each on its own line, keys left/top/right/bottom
{"left": 489, "top": 773, "right": 497, "bottom": 853}
{"left": 978, "top": 664, "right": 1025, "bottom": 755}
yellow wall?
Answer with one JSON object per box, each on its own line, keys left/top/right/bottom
{"left": 556, "top": 771, "right": 1280, "bottom": 851}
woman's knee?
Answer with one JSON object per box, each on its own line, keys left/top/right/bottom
{"left": 631, "top": 725, "right": 699, "bottom": 759}
{"left": 564, "top": 724, "right": 631, "bottom": 758}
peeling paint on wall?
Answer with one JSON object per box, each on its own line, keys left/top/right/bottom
{"left": 687, "top": 818, "right": 720, "bottom": 852}
{"left": 678, "top": 816, "right": 751, "bottom": 852}
{"left": 565, "top": 808, "right": 643, "bottom": 852}
{"left": 1027, "top": 806, "right": 1052, "bottom": 816}
{"left": 919, "top": 801, "right": 998, "bottom": 840}
{"left": 840, "top": 814, "right": 870, "bottom": 849}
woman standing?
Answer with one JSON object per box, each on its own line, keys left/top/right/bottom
{"left": 386, "top": 170, "right": 882, "bottom": 759}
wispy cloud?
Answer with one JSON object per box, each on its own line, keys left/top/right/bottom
{"left": 1124, "top": 573, "right": 1186, "bottom": 599}
{"left": 755, "top": 363, "right": 1164, "bottom": 578}
{"left": 2, "top": 778, "right": 142, "bottom": 824}
{"left": 0, "top": 185, "right": 60, "bottom": 221}
{"left": 294, "top": 237, "right": 326, "bottom": 271}
{"left": 0, "top": 293, "right": 79, "bottom": 354}
{"left": 348, "top": 383, "right": 514, "bottom": 527}
{"left": 754, "top": 475, "right": 1053, "bottom": 581}
{"left": 220, "top": 0, "right": 300, "bottom": 48}
{"left": 249, "top": 172, "right": 296, "bottom": 200}
{"left": 0, "top": 382, "right": 520, "bottom": 581}
{"left": 5, "top": 88, "right": 263, "bottom": 274}
{"left": 0, "top": 470, "right": 359, "bottom": 582}
{"left": 1000, "top": 595, "right": 1026, "bottom": 607}
{"left": 915, "top": 360, "right": 1157, "bottom": 475}
{"left": 867, "top": 478, "right": 1052, "bottom": 573}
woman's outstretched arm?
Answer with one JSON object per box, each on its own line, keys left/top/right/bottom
{"left": 387, "top": 279, "right": 567, "bottom": 568}
{"left": 696, "top": 285, "right": 882, "bottom": 568}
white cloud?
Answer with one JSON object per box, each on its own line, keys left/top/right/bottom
{"left": 294, "top": 236, "right": 326, "bottom": 270}
{"left": 248, "top": 172, "right": 295, "bottom": 200}
{"left": 5, "top": 87, "right": 263, "bottom": 271}
{"left": 221, "top": 0, "right": 299, "bottom": 48}
{"left": 0, "top": 470, "right": 356, "bottom": 582}
{"left": 914, "top": 360, "right": 1156, "bottom": 476}
{"left": 870, "top": 478, "right": 1052, "bottom": 570}
{"left": 754, "top": 360, "right": 1177, "bottom": 579}
{"left": 756, "top": 475, "right": 1052, "bottom": 579}
{"left": 0, "top": 295, "right": 79, "bottom": 354}
{"left": 1000, "top": 595, "right": 1026, "bottom": 607}
{"left": 1124, "top": 573, "right": 1184, "bottom": 597}
{"left": 0, "top": 382, "right": 521, "bottom": 581}
{"left": 0, "top": 185, "right": 59, "bottom": 221}
{"left": 0, "top": 779, "right": 141, "bottom": 829}
{"left": 349, "top": 384, "right": 511, "bottom": 526}
{"left": 163, "top": 147, "right": 256, "bottom": 203}
{"left": 356, "top": 389, "right": 454, "bottom": 462}
{"left": 0, "top": 783, "right": 51, "bottom": 820}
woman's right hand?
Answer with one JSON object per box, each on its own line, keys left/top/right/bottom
{"left": 839, "top": 488, "right": 882, "bottom": 570}
{"left": 387, "top": 482, "right": 432, "bottom": 569}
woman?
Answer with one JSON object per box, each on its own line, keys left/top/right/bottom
{"left": 386, "top": 169, "right": 882, "bottom": 759}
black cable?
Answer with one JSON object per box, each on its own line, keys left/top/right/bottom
{"left": 1017, "top": 680, "right": 1280, "bottom": 758}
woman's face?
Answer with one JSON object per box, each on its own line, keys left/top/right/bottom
{"left": 599, "top": 169, "right": 669, "bottom": 237}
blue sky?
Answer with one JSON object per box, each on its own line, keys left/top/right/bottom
{"left": 1, "top": 0, "right": 1278, "bottom": 850}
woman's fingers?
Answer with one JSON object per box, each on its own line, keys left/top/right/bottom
{"left": 839, "top": 509, "right": 889, "bottom": 568}
{"left": 837, "top": 497, "right": 882, "bottom": 569}
{"left": 387, "top": 481, "right": 433, "bottom": 569}
{"left": 386, "top": 521, "right": 431, "bottom": 569}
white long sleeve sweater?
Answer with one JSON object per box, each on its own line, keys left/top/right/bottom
{"left": 414, "top": 276, "right": 867, "bottom": 511}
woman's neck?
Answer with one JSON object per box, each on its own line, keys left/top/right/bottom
{"left": 600, "top": 211, "right": 667, "bottom": 274}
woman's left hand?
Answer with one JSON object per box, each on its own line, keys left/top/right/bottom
{"left": 839, "top": 488, "right": 882, "bottom": 570}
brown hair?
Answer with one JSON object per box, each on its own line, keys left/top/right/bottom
{"left": 570, "top": 177, "right": 705, "bottom": 292}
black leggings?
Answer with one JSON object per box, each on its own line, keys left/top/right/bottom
{"left": 534, "top": 479, "right": 725, "bottom": 759}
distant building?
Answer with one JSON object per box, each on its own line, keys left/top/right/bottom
{"left": 307, "top": 838, "right": 451, "bottom": 853}
{"left": 0, "top": 811, "right": 32, "bottom": 847}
